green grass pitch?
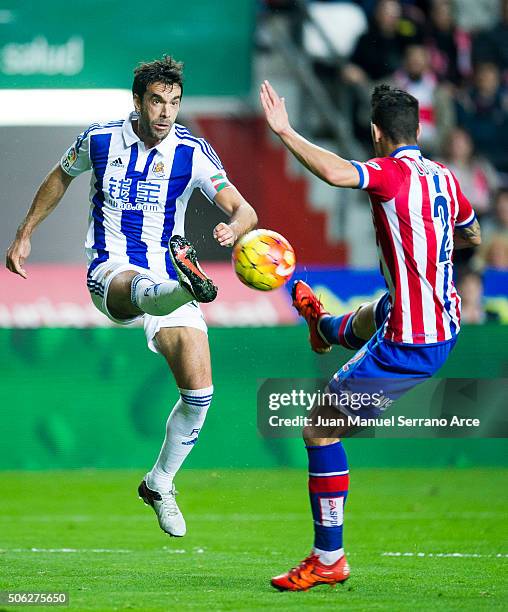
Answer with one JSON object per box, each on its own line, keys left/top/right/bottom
{"left": 0, "top": 468, "right": 506, "bottom": 611}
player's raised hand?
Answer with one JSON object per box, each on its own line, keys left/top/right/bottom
{"left": 260, "top": 80, "right": 290, "bottom": 136}
{"left": 5, "top": 235, "right": 31, "bottom": 278}
{"left": 213, "top": 222, "right": 236, "bottom": 247}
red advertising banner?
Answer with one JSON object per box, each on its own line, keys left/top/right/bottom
{"left": 0, "top": 263, "right": 297, "bottom": 327}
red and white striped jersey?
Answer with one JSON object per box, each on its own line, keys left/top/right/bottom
{"left": 351, "top": 145, "right": 476, "bottom": 345}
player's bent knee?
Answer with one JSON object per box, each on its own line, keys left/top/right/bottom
{"left": 303, "top": 431, "right": 341, "bottom": 447}
{"left": 303, "top": 423, "right": 339, "bottom": 446}
{"left": 107, "top": 270, "right": 142, "bottom": 318}
{"left": 352, "top": 301, "right": 377, "bottom": 341}
{"left": 302, "top": 424, "right": 314, "bottom": 443}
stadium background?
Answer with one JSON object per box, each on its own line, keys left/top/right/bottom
{"left": 1, "top": 0, "right": 507, "bottom": 469}
{"left": 0, "top": 1, "right": 507, "bottom": 609}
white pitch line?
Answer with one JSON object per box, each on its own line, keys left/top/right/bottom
{"left": 2, "top": 548, "right": 131, "bottom": 553}
{"left": 382, "top": 552, "right": 508, "bottom": 559}
{"left": 1, "top": 546, "right": 206, "bottom": 554}
{"left": 161, "top": 547, "right": 205, "bottom": 554}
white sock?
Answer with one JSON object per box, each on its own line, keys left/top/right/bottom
{"left": 146, "top": 386, "right": 213, "bottom": 492}
{"left": 313, "top": 547, "right": 344, "bottom": 566}
{"left": 131, "top": 273, "right": 193, "bottom": 316}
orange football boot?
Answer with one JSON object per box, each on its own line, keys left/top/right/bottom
{"left": 271, "top": 553, "right": 350, "bottom": 591}
{"left": 292, "top": 280, "right": 332, "bottom": 353}
{"left": 169, "top": 235, "right": 218, "bottom": 303}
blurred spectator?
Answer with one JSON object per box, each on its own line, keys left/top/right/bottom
{"left": 455, "top": 62, "right": 508, "bottom": 172}
{"left": 480, "top": 234, "right": 508, "bottom": 268}
{"left": 343, "top": 0, "right": 421, "bottom": 85}
{"left": 356, "top": 0, "right": 430, "bottom": 20}
{"left": 473, "top": 0, "right": 508, "bottom": 73}
{"left": 392, "top": 45, "right": 454, "bottom": 153}
{"left": 476, "top": 189, "right": 508, "bottom": 269}
{"left": 456, "top": 268, "right": 500, "bottom": 323}
{"left": 454, "top": 0, "right": 501, "bottom": 33}
{"left": 441, "top": 127, "right": 500, "bottom": 218}
{"left": 492, "top": 189, "right": 508, "bottom": 232}
{"left": 425, "top": 0, "right": 469, "bottom": 84}
{"left": 343, "top": 0, "right": 423, "bottom": 143}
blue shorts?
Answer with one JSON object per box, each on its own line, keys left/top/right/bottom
{"left": 327, "top": 329, "right": 457, "bottom": 418}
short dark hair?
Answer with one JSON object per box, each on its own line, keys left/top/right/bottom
{"left": 132, "top": 55, "right": 184, "bottom": 99}
{"left": 371, "top": 84, "right": 419, "bottom": 144}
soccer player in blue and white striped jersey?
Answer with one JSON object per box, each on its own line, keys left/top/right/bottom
{"left": 6, "top": 56, "right": 257, "bottom": 537}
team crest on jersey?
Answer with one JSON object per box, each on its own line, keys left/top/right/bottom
{"left": 152, "top": 161, "right": 165, "bottom": 177}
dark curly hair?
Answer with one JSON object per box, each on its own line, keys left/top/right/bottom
{"left": 132, "top": 55, "right": 184, "bottom": 99}
{"left": 371, "top": 84, "right": 419, "bottom": 144}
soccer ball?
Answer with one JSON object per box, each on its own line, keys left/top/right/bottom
{"left": 232, "top": 229, "right": 296, "bottom": 291}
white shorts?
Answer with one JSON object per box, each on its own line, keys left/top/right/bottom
{"left": 87, "top": 260, "right": 208, "bottom": 353}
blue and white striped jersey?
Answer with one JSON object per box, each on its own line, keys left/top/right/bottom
{"left": 60, "top": 112, "right": 230, "bottom": 280}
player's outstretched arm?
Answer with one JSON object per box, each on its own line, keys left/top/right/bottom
{"left": 454, "top": 218, "right": 482, "bottom": 250}
{"left": 260, "top": 80, "right": 359, "bottom": 188}
{"left": 212, "top": 186, "right": 258, "bottom": 247}
{"left": 5, "top": 164, "right": 74, "bottom": 278}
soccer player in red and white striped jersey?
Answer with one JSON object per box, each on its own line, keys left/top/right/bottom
{"left": 260, "top": 81, "right": 481, "bottom": 591}
{"left": 351, "top": 145, "right": 476, "bottom": 343}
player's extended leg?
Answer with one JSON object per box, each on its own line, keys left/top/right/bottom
{"left": 107, "top": 235, "right": 218, "bottom": 320}
{"left": 292, "top": 280, "right": 390, "bottom": 353}
{"left": 106, "top": 269, "right": 191, "bottom": 319}
{"left": 138, "top": 326, "right": 213, "bottom": 537}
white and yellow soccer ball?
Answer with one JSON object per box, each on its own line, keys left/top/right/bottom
{"left": 232, "top": 229, "right": 296, "bottom": 291}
